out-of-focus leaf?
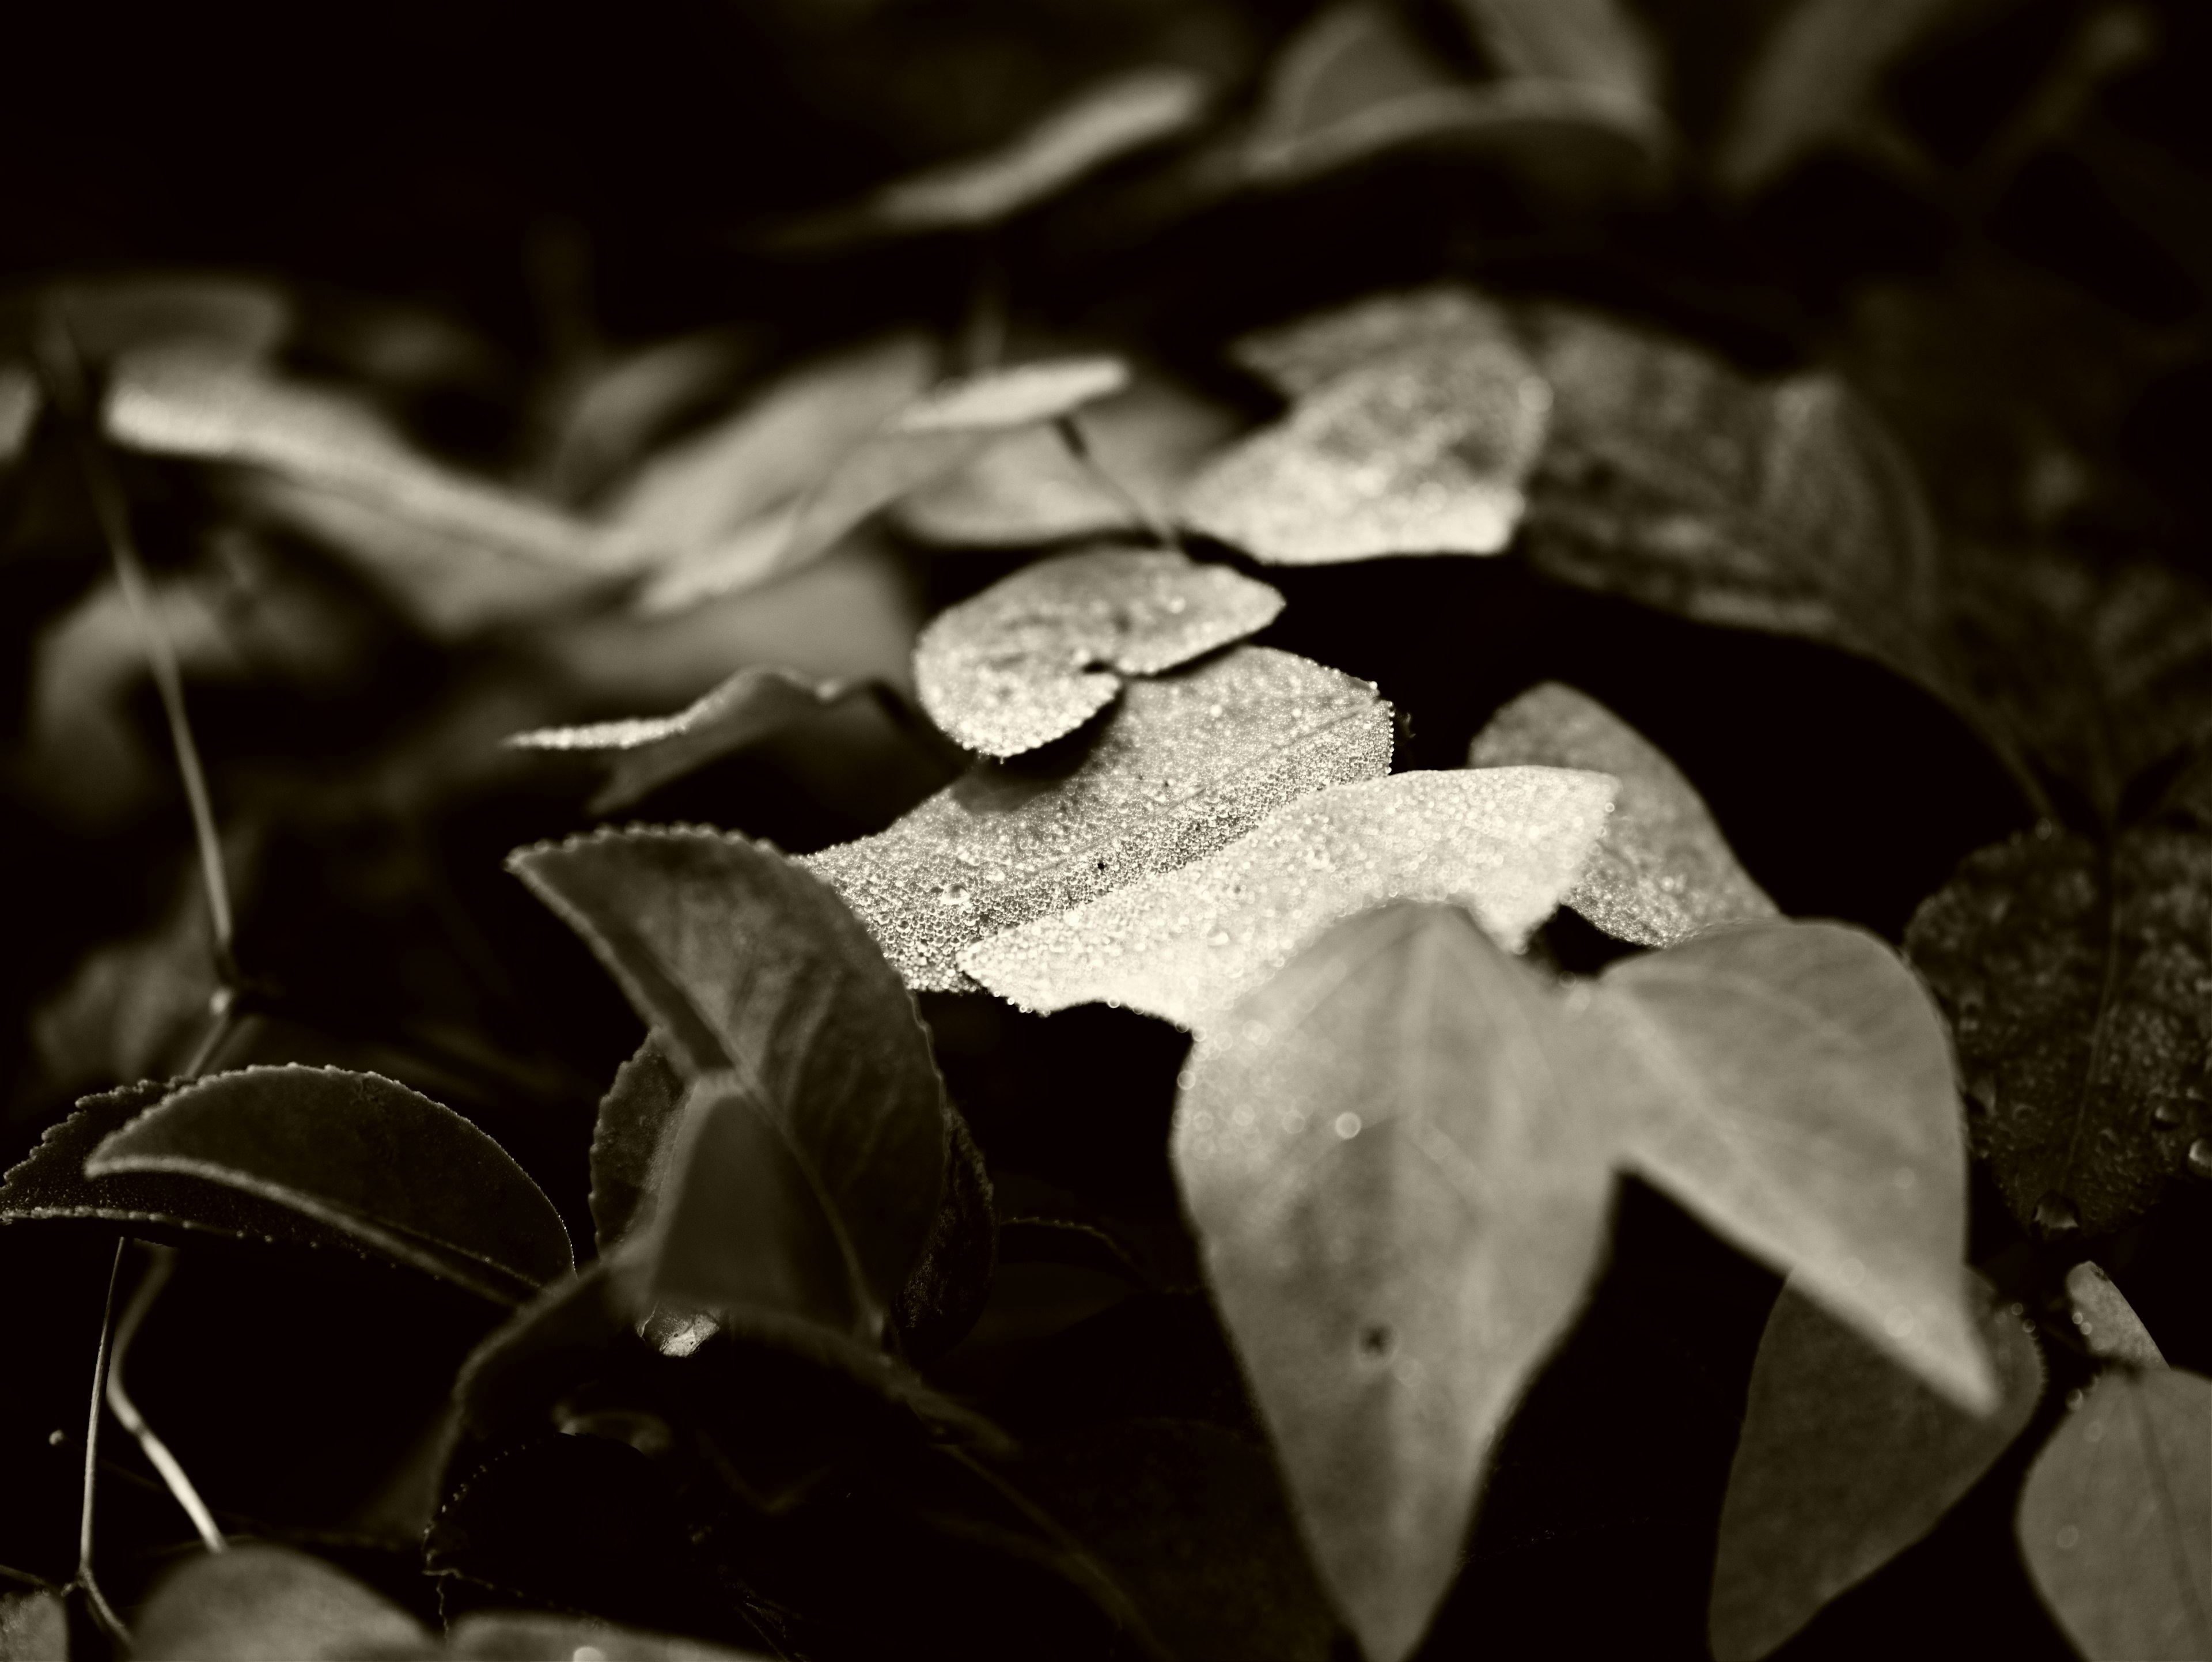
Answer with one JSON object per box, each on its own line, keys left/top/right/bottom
{"left": 0, "top": 1590, "right": 66, "bottom": 1662}
{"left": 28, "top": 862, "right": 221, "bottom": 1088}
{"left": 1585, "top": 922, "right": 1995, "bottom": 1409}
{"left": 2, "top": 272, "right": 290, "bottom": 364}
{"left": 1906, "top": 826, "right": 2212, "bottom": 1241}
{"left": 962, "top": 767, "right": 1613, "bottom": 1032}
{"left": 0, "top": 362, "right": 37, "bottom": 463}
{"left": 2018, "top": 1368, "right": 2212, "bottom": 1661}
{"left": 504, "top": 665, "right": 865, "bottom": 814}
{"left": 1174, "top": 903, "right": 1611, "bottom": 1662}
{"left": 130, "top": 1544, "right": 427, "bottom": 1662}
{"left": 1707, "top": 1275, "right": 2044, "bottom": 1662}
{"left": 1452, "top": 0, "right": 1661, "bottom": 119}
{"left": 508, "top": 830, "right": 955, "bottom": 1338}
{"left": 446, "top": 1611, "right": 775, "bottom": 1660}
{"left": 537, "top": 326, "right": 760, "bottom": 503}
{"left": 82, "top": 1066, "right": 573, "bottom": 1305}
{"left": 2066, "top": 1260, "right": 2165, "bottom": 1368}
{"left": 914, "top": 547, "right": 1283, "bottom": 758}
{"left": 803, "top": 645, "right": 1393, "bottom": 991}
{"left": 1469, "top": 682, "right": 1777, "bottom": 945}
{"left": 1232, "top": 285, "right": 1517, "bottom": 399}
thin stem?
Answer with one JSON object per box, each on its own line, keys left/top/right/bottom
{"left": 0, "top": 1562, "right": 61, "bottom": 1593}
{"left": 180, "top": 987, "right": 243, "bottom": 1081}
{"left": 1052, "top": 414, "right": 1177, "bottom": 550}
{"left": 107, "top": 1244, "right": 225, "bottom": 1554}
{"left": 73, "top": 1243, "right": 130, "bottom": 1649}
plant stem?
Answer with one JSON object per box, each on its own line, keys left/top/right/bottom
{"left": 73, "top": 1244, "right": 130, "bottom": 1648}
{"left": 106, "top": 1244, "right": 225, "bottom": 1554}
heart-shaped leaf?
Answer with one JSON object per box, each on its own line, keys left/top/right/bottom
{"left": 130, "top": 1545, "right": 429, "bottom": 1662}
{"left": 1707, "top": 1274, "right": 2045, "bottom": 1662}
{"left": 2018, "top": 1367, "right": 2212, "bottom": 1661}
{"left": 914, "top": 547, "right": 1284, "bottom": 758}
{"left": 1584, "top": 921, "right": 1995, "bottom": 1409}
{"left": 1469, "top": 680, "right": 1777, "bottom": 945}
{"left": 2066, "top": 1261, "right": 2165, "bottom": 1368}
{"left": 961, "top": 766, "right": 1614, "bottom": 1032}
{"left": 79, "top": 1066, "right": 572, "bottom": 1304}
{"left": 802, "top": 645, "right": 1392, "bottom": 991}
{"left": 1906, "top": 826, "right": 2212, "bottom": 1241}
{"left": 1175, "top": 902, "right": 1612, "bottom": 1662}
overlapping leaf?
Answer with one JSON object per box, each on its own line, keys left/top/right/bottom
{"left": 2066, "top": 1261, "right": 2165, "bottom": 1368}
{"left": 1232, "top": 285, "right": 1518, "bottom": 400}
{"left": 1707, "top": 1275, "right": 2044, "bottom": 1662}
{"left": 913, "top": 547, "right": 1283, "bottom": 757}
{"left": 1906, "top": 826, "right": 2212, "bottom": 1240}
{"left": 1468, "top": 681, "right": 1777, "bottom": 945}
{"left": 803, "top": 645, "right": 1392, "bottom": 990}
{"left": 961, "top": 766, "right": 1615, "bottom": 1031}
{"left": 1450, "top": 0, "right": 1660, "bottom": 125}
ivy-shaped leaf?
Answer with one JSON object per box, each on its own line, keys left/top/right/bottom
{"left": 76, "top": 1066, "right": 572, "bottom": 1305}
{"left": 2017, "top": 1368, "right": 2212, "bottom": 1661}
{"left": 2066, "top": 1260, "right": 2165, "bottom": 1368}
{"left": 1707, "top": 1275, "right": 2045, "bottom": 1662}
{"left": 1175, "top": 903, "right": 1613, "bottom": 1662}
{"left": 1469, "top": 680, "right": 1777, "bottom": 946}
{"left": 914, "top": 547, "right": 1284, "bottom": 758}
{"left": 961, "top": 766, "right": 1615, "bottom": 1031}
{"left": 802, "top": 645, "right": 1392, "bottom": 991}
{"left": 1906, "top": 826, "right": 2212, "bottom": 1241}
{"left": 504, "top": 665, "right": 865, "bottom": 815}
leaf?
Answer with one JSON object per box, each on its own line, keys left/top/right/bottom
{"left": 536, "top": 325, "right": 760, "bottom": 503}
{"left": 914, "top": 547, "right": 1284, "bottom": 758}
{"left": 1468, "top": 681, "right": 1778, "bottom": 945}
{"left": 588, "top": 1033, "right": 689, "bottom": 1254}
{"left": 508, "top": 828, "right": 953, "bottom": 1335}
{"left": 503, "top": 665, "right": 865, "bottom": 814}
{"left": 1232, "top": 285, "right": 1519, "bottom": 400}
{"left": 1707, "top": 1274, "right": 2045, "bottom": 1662}
{"left": 0, "top": 362, "right": 37, "bottom": 465}
{"left": 0, "top": 1591, "right": 67, "bottom": 1662}
{"left": 961, "top": 767, "right": 1615, "bottom": 1032}
{"left": 6, "top": 273, "right": 290, "bottom": 363}
{"left": 446, "top": 1611, "right": 775, "bottom": 1660}
{"left": 82, "top": 1066, "right": 573, "bottom": 1305}
{"left": 802, "top": 645, "right": 1393, "bottom": 991}
{"left": 131, "top": 1544, "right": 429, "bottom": 1662}
{"left": 1584, "top": 921, "right": 1995, "bottom": 1409}
{"left": 1173, "top": 903, "right": 1613, "bottom": 1662}
{"left": 891, "top": 1101, "right": 998, "bottom": 1362}
{"left": 1451, "top": 0, "right": 1661, "bottom": 120}
{"left": 2017, "top": 1367, "right": 2212, "bottom": 1661}
{"left": 1906, "top": 826, "right": 2212, "bottom": 1241}
{"left": 2066, "top": 1260, "right": 2165, "bottom": 1368}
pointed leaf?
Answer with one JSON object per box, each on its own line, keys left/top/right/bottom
{"left": 82, "top": 1066, "right": 572, "bottom": 1304}
{"left": 1586, "top": 922, "right": 1995, "bottom": 1409}
{"left": 915, "top": 547, "right": 1284, "bottom": 758}
{"left": 1451, "top": 0, "right": 1661, "bottom": 121}
{"left": 1469, "top": 681, "right": 1777, "bottom": 945}
{"left": 1906, "top": 826, "right": 2212, "bottom": 1241}
{"left": 1708, "top": 1275, "right": 2044, "bottom": 1662}
{"left": 2018, "top": 1368, "right": 2212, "bottom": 1661}
{"left": 2067, "top": 1261, "right": 2166, "bottom": 1368}
{"left": 803, "top": 645, "right": 1392, "bottom": 990}
{"left": 962, "top": 766, "right": 1613, "bottom": 1031}
{"left": 1175, "top": 903, "right": 1612, "bottom": 1662}
{"left": 131, "top": 1544, "right": 428, "bottom": 1662}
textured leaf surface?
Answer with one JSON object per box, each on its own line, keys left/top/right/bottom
{"left": 1586, "top": 922, "right": 1994, "bottom": 1408}
{"left": 962, "top": 767, "right": 1613, "bottom": 1032}
{"left": 83, "top": 1067, "right": 572, "bottom": 1304}
{"left": 2018, "top": 1368, "right": 2212, "bottom": 1662}
{"left": 1708, "top": 1275, "right": 2044, "bottom": 1662}
{"left": 505, "top": 665, "right": 862, "bottom": 814}
{"left": 914, "top": 547, "right": 1283, "bottom": 757}
{"left": 588, "top": 1033, "right": 689, "bottom": 1253}
{"left": 1233, "top": 285, "right": 1518, "bottom": 400}
{"left": 804, "top": 645, "right": 1392, "bottom": 991}
{"left": 1175, "top": 903, "right": 1612, "bottom": 1662}
{"left": 0, "top": 1591, "right": 66, "bottom": 1662}
{"left": 1906, "top": 827, "right": 2212, "bottom": 1241}
{"left": 1469, "top": 681, "right": 1777, "bottom": 945}
{"left": 132, "top": 1544, "right": 427, "bottom": 1662}
{"left": 2067, "top": 1260, "right": 2165, "bottom": 1368}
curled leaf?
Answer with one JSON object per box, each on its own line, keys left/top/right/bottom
{"left": 914, "top": 547, "right": 1284, "bottom": 757}
{"left": 802, "top": 645, "right": 1393, "bottom": 991}
{"left": 1469, "top": 681, "right": 1777, "bottom": 945}
{"left": 2066, "top": 1261, "right": 2165, "bottom": 1369}
{"left": 961, "top": 766, "right": 1614, "bottom": 1032}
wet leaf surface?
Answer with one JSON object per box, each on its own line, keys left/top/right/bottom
{"left": 2065, "top": 1260, "right": 2165, "bottom": 1368}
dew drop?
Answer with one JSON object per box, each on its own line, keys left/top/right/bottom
{"left": 1839, "top": 1256, "right": 1868, "bottom": 1290}
{"left": 2190, "top": 1137, "right": 2212, "bottom": 1180}
{"left": 1883, "top": 1307, "right": 1917, "bottom": 1339}
{"left": 1176, "top": 1069, "right": 1197, "bottom": 1091}
{"left": 1893, "top": 1167, "right": 1918, "bottom": 1191}
{"left": 2065, "top": 1387, "right": 2084, "bottom": 1410}
{"left": 935, "top": 883, "right": 973, "bottom": 910}
{"left": 1334, "top": 1112, "right": 1363, "bottom": 1139}
{"left": 2055, "top": 1525, "right": 2080, "bottom": 1551}
{"left": 2085, "top": 1419, "right": 2105, "bottom": 1443}
{"left": 2034, "top": 1192, "right": 2080, "bottom": 1236}
{"left": 2154, "top": 1098, "right": 2186, "bottom": 1127}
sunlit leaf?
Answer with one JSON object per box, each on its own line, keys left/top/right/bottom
{"left": 803, "top": 645, "right": 1393, "bottom": 990}
{"left": 131, "top": 1544, "right": 428, "bottom": 1662}
{"left": 81, "top": 1066, "right": 573, "bottom": 1304}
{"left": 2018, "top": 1368, "right": 2212, "bottom": 1661}
{"left": 1174, "top": 903, "right": 1612, "bottom": 1662}
{"left": 0, "top": 1590, "right": 66, "bottom": 1662}
{"left": 1585, "top": 921, "right": 1995, "bottom": 1409}
{"left": 2066, "top": 1260, "right": 2165, "bottom": 1368}
{"left": 914, "top": 547, "right": 1283, "bottom": 758}
{"left": 961, "top": 767, "right": 1613, "bottom": 1032}
{"left": 1906, "top": 826, "right": 2212, "bottom": 1241}
{"left": 1469, "top": 681, "right": 1777, "bottom": 945}
{"left": 1707, "top": 1275, "right": 2044, "bottom": 1662}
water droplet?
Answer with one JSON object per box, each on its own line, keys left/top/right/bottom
{"left": 2065, "top": 1387, "right": 2084, "bottom": 1410}
{"left": 2190, "top": 1138, "right": 2212, "bottom": 1180}
{"left": 935, "top": 883, "right": 972, "bottom": 909}
{"left": 2154, "top": 1098, "right": 2186, "bottom": 1126}
{"left": 2034, "top": 1192, "right": 2080, "bottom": 1236}
{"left": 1334, "top": 1112, "right": 1363, "bottom": 1140}
{"left": 1176, "top": 1069, "right": 1197, "bottom": 1092}
{"left": 2055, "top": 1525, "right": 2079, "bottom": 1551}
{"left": 2085, "top": 1420, "right": 2105, "bottom": 1444}
{"left": 46, "top": 1428, "right": 64, "bottom": 1448}
{"left": 1893, "top": 1167, "right": 1918, "bottom": 1191}
{"left": 1884, "top": 1307, "right": 1917, "bottom": 1339}
{"left": 1839, "top": 1256, "right": 1868, "bottom": 1290}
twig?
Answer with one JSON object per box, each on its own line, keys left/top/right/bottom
{"left": 1052, "top": 414, "right": 1177, "bottom": 550}
{"left": 72, "top": 1244, "right": 131, "bottom": 1648}
{"left": 107, "top": 1244, "right": 225, "bottom": 1554}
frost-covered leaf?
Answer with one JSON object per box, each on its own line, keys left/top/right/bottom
{"left": 1708, "top": 1275, "right": 2044, "bottom": 1662}
{"left": 963, "top": 767, "right": 1613, "bottom": 1032}
{"left": 1586, "top": 922, "right": 1995, "bottom": 1409}
{"left": 1906, "top": 827, "right": 2212, "bottom": 1241}
{"left": 2018, "top": 1368, "right": 2212, "bottom": 1661}
{"left": 914, "top": 547, "right": 1283, "bottom": 758}
{"left": 2066, "top": 1261, "right": 2165, "bottom": 1368}
{"left": 0, "top": 1590, "right": 66, "bottom": 1662}
{"left": 81, "top": 1066, "right": 573, "bottom": 1305}
{"left": 505, "top": 665, "right": 864, "bottom": 814}
{"left": 132, "top": 1544, "right": 427, "bottom": 1662}
{"left": 1175, "top": 903, "right": 1611, "bottom": 1662}
{"left": 803, "top": 645, "right": 1392, "bottom": 991}
{"left": 1469, "top": 682, "right": 1777, "bottom": 945}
